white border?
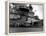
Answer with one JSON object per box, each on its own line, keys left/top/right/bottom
{"left": 5, "top": 1, "right": 9, "bottom": 34}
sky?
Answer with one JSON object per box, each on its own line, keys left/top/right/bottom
{"left": 31, "top": 4, "right": 43, "bottom": 19}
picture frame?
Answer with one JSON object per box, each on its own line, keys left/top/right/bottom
{"left": 5, "top": 0, "right": 45, "bottom": 35}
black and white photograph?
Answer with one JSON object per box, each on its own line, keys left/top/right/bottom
{"left": 9, "top": 2, "right": 44, "bottom": 33}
